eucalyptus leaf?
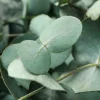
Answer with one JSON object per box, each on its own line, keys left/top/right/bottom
{"left": 60, "top": 66, "right": 100, "bottom": 93}
{"left": 40, "top": 16, "right": 82, "bottom": 53}
{"left": 15, "top": 79, "right": 31, "bottom": 90}
{"left": 17, "top": 40, "right": 51, "bottom": 74}
{"left": 86, "top": 0, "right": 100, "bottom": 20}
{"left": 60, "top": 83, "right": 77, "bottom": 100}
{"left": 8, "top": 59, "right": 64, "bottom": 91}
{"left": 61, "top": 18, "right": 100, "bottom": 93}
{"left": 2, "top": 40, "right": 51, "bottom": 74}
{"left": 0, "top": 62, "right": 24, "bottom": 99}
{"left": 65, "top": 54, "right": 74, "bottom": 65}
{"left": 36, "top": 38, "right": 71, "bottom": 69}
{"left": 50, "top": 47, "right": 71, "bottom": 68}
{"left": 1, "top": 44, "right": 18, "bottom": 69}
{"left": 73, "top": 18, "right": 100, "bottom": 65}
{"left": 77, "top": 92, "right": 100, "bottom": 100}
{"left": 30, "top": 14, "right": 54, "bottom": 37}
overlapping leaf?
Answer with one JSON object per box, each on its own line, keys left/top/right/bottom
{"left": 60, "top": 18, "right": 100, "bottom": 93}
{"left": 8, "top": 59, "right": 64, "bottom": 91}
{"left": 30, "top": 14, "right": 54, "bottom": 37}
{"left": 50, "top": 48, "right": 71, "bottom": 68}
{"left": 40, "top": 16, "right": 82, "bottom": 53}
{"left": 73, "top": 19, "right": 100, "bottom": 65}
{"left": 0, "top": 62, "right": 25, "bottom": 99}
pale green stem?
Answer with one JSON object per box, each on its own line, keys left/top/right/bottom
{"left": 18, "top": 63, "right": 98, "bottom": 100}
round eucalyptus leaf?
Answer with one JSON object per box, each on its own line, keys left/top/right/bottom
{"left": 58, "top": 19, "right": 100, "bottom": 93}
{"left": 40, "top": 16, "right": 82, "bottom": 53}
{"left": 30, "top": 14, "right": 54, "bottom": 37}
{"left": 2, "top": 40, "right": 51, "bottom": 74}
{"left": 17, "top": 40, "right": 51, "bottom": 74}
{"left": 51, "top": 47, "right": 71, "bottom": 68}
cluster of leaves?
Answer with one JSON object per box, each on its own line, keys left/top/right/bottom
{"left": 0, "top": 0, "right": 100, "bottom": 100}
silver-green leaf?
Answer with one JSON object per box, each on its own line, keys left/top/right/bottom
{"left": 8, "top": 59, "right": 64, "bottom": 91}
{"left": 40, "top": 16, "right": 82, "bottom": 53}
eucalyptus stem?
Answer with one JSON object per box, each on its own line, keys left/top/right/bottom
{"left": 18, "top": 87, "right": 44, "bottom": 100}
{"left": 18, "top": 63, "right": 98, "bottom": 100}
{"left": 56, "top": 63, "right": 98, "bottom": 82}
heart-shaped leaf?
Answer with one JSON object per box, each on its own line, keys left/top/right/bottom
{"left": 40, "top": 16, "right": 82, "bottom": 53}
